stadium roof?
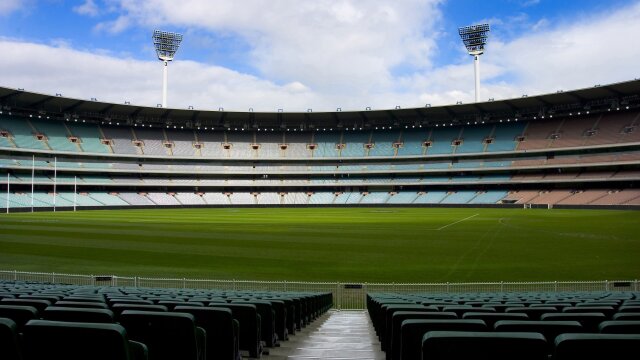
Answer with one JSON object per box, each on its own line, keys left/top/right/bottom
{"left": 0, "top": 80, "right": 639, "bottom": 130}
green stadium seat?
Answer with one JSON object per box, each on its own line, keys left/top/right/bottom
{"left": 42, "top": 306, "right": 115, "bottom": 323}
{"left": 618, "top": 305, "right": 640, "bottom": 312}
{"left": 111, "top": 304, "right": 168, "bottom": 318}
{"left": 264, "top": 299, "right": 288, "bottom": 341}
{"left": 554, "top": 333, "right": 640, "bottom": 359}
{"left": 461, "top": 312, "right": 528, "bottom": 327}
{"left": 174, "top": 306, "right": 239, "bottom": 360}
{"left": 19, "top": 294, "right": 63, "bottom": 302}
{"left": 613, "top": 312, "right": 640, "bottom": 320}
{"left": 109, "top": 298, "right": 155, "bottom": 306}
{"left": 157, "top": 300, "right": 191, "bottom": 310}
{"left": 379, "top": 304, "right": 435, "bottom": 349}
{"left": 53, "top": 300, "right": 110, "bottom": 309}
{"left": 119, "top": 310, "right": 203, "bottom": 360}
{"left": 210, "top": 303, "right": 262, "bottom": 358}
{"left": 0, "top": 318, "right": 20, "bottom": 360}
{"left": 541, "top": 312, "right": 607, "bottom": 332}
{"left": 493, "top": 320, "right": 583, "bottom": 353}
{"left": 563, "top": 306, "right": 616, "bottom": 318}
{"left": 0, "top": 305, "right": 39, "bottom": 330}
{"left": 389, "top": 311, "right": 458, "bottom": 360}
{"left": 236, "top": 300, "right": 278, "bottom": 347}
{"left": 22, "top": 319, "right": 147, "bottom": 360}
{"left": 422, "top": 331, "right": 548, "bottom": 360}
{"left": 400, "top": 319, "right": 488, "bottom": 360}
{"left": 505, "top": 306, "right": 558, "bottom": 320}
{"left": 598, "top": 320, "right": 640, "bottom": 334}
{"left": 1, "top": 298, "right": 51, "bottom": 313}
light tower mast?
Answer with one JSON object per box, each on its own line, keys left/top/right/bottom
{"left": 458, "top": 23, "right": 490, "bottom": 103}
{"left": 152, "top": 30, "right": 183, "bottom": 108}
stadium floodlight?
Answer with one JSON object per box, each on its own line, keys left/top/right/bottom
{"left": 458, "top": 23, "right": 490, "bottom": 103}
{"left": 153, "top": 30, "right": 183, "bottom": 108}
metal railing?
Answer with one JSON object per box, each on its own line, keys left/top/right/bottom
{"left": 1, "top": 270, "right": 637, "bottom": 310}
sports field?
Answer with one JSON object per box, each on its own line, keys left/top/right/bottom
{"left": 0, "top": 208, "right": 638, "bottom": 283}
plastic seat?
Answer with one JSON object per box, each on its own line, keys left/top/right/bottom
{"left": 613, "top": 312, "right": 640, "bottom": 320}
{"left": 399, "top": 319, "right": 488, "bottom": 360}
{"left": 598, "top": 320, "right": 640, "bottom": 334}
{"left": 53, "top": 300, "right": 110, "bottom": 309}
{"left": 111, "top": 304, "right": 168, "bottom": 318}
{"left": 210, "top": 303, "right": 262, "bottom": 358}
{"left": 381, "top": 305, "right": 437, "bottom": 350}
{"left": 554, "top": 333, "right": 640, "bottom": 359}
{"left": 0, "top": 318, "right": 20, "bottom": 360}
{"left": 1, "top": 298, "right": 51, "bottom": 313}
{"left": 494, "top": 320, "right": 583, "bottom": 353}
{"left": 541, "top": 312, "right": 607, "bottom": 332}
{"left": 237, "top": 300, "right": 278, "bottom": 347}
{"left": 422, "top": 331, "right": 547, "bottom": 360}
{"left": 22, "top": 319, "right": 147, "bottom": 360}
{"left": 506, "top": 306, "right": 558, "bottom": 320}
{"left": 0, "top": 305, "right": 39, "bottom": 331}
{"left": 43, "top": 306, "right": 115, "bottom": 323}
{"left": 119, "top": 310, "right": 203, "bottom": 360}
{"left": 389, "top": 311, "right": 457, "bottom": 360}
{"left": 462, "top": 312, "right": 528, "bottom": 327}
{"left": 174, "top": 306, "right": 239, "bottom": 360}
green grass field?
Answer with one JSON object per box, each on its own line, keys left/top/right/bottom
{"left": 0, "top": 208, "right": 638, "bottom": 283}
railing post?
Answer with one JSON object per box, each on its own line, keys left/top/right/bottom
{"left": 446, "top": 282, "right": 450, "bottom": 293}
{"left": 134, "top": 276, "right": 138, "bottom": 288}
{"left": 52, "top": 272, "right": 56, "bottom": 284}
{"left": 14, "top": 270, "right": 17, "bottom": 281}
{"left": 233, "top": 279, "right": 237, "bottom": 291}
{"left": 605, "top": 280, "right": 609, "bottom": 291}
{"left": 183, "top": 278, "right": 186, "bottom": 289}
{"left": 500, "top": 281, "right": 504, "bottom": 292}
{"left": 284, "top": 280, "right": 287, "bottom": 292}
{"left": 554, "top": 281, "right": 558, "bottom": 292}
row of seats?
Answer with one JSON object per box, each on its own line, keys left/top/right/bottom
{"left": 3, "top": 189, "right": 640, "bottom": 209}
{"left": 2, "top": 110, "right": 639, "bottom": 157}
{"left": 0, "top": 281, "right": 332, "bottom": 360}
{"left": 3, "top": 149, "right": 638, "bottom": 172}
{"left": 368, "top": 291, "right": 640, "bottom": 360}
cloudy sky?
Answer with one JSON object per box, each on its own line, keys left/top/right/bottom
{"left": 1, "top": 0, "right": 639, "bottom": 111}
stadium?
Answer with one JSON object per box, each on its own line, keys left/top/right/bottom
{"left": 1, "top": 2, "right": 640, "bottom": 359}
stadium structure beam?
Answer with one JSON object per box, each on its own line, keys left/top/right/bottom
{"left": 153, "top": 30, "right": 183, "bottom": 108}
{"left": 99, "top": 104, "right": 115, "bottom": 114}
{"left": 61, "top": 100, "right": 86, "bottom": 113}
{"left": 459, "top": 24, "right": 490, "bottom": 103}
{"left": 28, "top": 96, "right": 54, "bottom": 109}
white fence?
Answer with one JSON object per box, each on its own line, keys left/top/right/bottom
{"left": 1, "top": 270, "right": 637, "bottom": 309}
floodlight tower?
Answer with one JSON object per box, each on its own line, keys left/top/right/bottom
{"left": 152, "top": 30, "right": 183, "bottom": 108}
{"left": 458, "top": 23, "right": 490, "bottom": 103}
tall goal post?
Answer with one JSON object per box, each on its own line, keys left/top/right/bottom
{"left": 458, "top": 23, "right": 490, "bottom": 103}
{"left": 152, "top": 30, "right": 183, "bottom": 108}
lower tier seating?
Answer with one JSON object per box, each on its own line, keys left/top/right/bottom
{"left": 0, "top": 281, "right": 332, "bottom": 360}
{"left": 368, "top": 292, "right": 640, "bottom": 360}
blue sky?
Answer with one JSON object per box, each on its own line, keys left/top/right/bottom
{"left": 0, "top": 0, "right": 639, "bottom": 111}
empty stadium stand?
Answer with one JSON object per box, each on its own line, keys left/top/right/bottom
{"left": 0, "top": 80, "right": 639, "bottom": 210}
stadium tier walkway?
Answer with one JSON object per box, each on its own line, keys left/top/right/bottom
{"left": 265, "top": 310, "right": 384, "bottom": 360}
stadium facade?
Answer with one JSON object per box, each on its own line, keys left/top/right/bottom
{"left": 0, "top": 80, "right": 639, "bottom": 211}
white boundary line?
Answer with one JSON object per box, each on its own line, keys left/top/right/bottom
{"left": 436, "top": 213, "right": 480, "bottom": 231}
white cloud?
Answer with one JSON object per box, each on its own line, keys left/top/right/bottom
{"left": 97, "top": 0, "right": 443, "bottom": 96}
{"left": 484, "top": 1, "right": 640, "bottom": 97}
{"left": 1, "top": 1, "right": 639, "bottom": 111}
{"left": 73, "top": 0, "right": 100, "bottom": 17}
{"left": 0, "top": 0, "right": 27, "bottom": 16}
